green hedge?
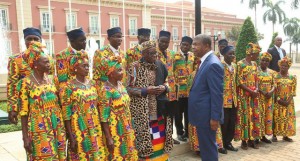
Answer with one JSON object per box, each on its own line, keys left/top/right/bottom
{"left": 235, "top": 17, "right": 258, "bottom": 62}
{"left": 0, "top": 101, "right": 22, "bottom": 133}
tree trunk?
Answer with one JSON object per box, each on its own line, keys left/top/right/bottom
{"left": 272, "top": 23, "right": 274, "bottom": 34}
{"left": 296, "top": 43, "right": 299, "bottom": 63}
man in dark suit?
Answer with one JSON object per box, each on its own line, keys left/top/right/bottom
{"left": 268, "top": 36, "right": 286, "bottom": 72}
{"left": 189, "top": 34, "right": 224, "bottom": 161}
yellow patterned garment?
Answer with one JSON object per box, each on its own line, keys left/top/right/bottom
{"left": 222, "top": 61, "right": 237, "bottom": 108}
{"left": 173, "top": 51, "right": 195, "bottom": 98}
{"left": 60, "top": 81, "right": 106, "bottom": 160}
{"left": 235, "top": 59, "right": 261, "bottom": 141}
{"left": 55, "top": 47, "right": 88, "bottom": 88}
{"left": 257, "top": 68, "right": 276, "bottom": 136}
{"left": 188, "top": 124, "right": 223, "bottom": 151}
{"left": 125, "top": 44, "right": 142, "bottom": 71}
{"left": 273, "top": 73, "right": 297, "bottom": 137}
{"left": 98, "top": 81, "right": 138, "bottom": 161}
{"left": 93, "top": 46, "right": 127, "bottom": 88}
{"left": 18, "top": 76, "right": 66, "bottom": 161}
{"left": 7, "top": 52, "right": 32, "bottom": 112}
{"left": 157, "top": 48, "right": 177, "bottom": 101}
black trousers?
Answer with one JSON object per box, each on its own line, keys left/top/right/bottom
{"left": 175, "top": 97, "right": 189, "bottom": 135}
{"left": 221, "top": 106, "right": 237, "bottom": 146}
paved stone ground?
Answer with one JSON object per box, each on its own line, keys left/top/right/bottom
{"left": 0, "top": 64, "right": 299, "bottom": 161}
{"left": 171, "top": 113, "right": 300, "bottom": 161}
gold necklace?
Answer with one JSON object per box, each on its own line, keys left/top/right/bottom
{"left": 75, "top": 77, "right": 89, "bottom": 88}
{"left": 32, "top": 73, "right": 49, "bottom": 100}
{"left": 107, "top": 81, "right": 123, "bottom": 94}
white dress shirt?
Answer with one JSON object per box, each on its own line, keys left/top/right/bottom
{"left": 274, "top": 45, "right": 284, "bottom": 59}
{"left": 199, "top": 50, "right": 213, "bottom": 69}
{"left": 109, "top": 44, "right": 120, "bottom": 56}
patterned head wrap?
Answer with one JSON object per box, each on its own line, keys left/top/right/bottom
{"left": 260, "top": 52, "right": 272, "bottom": 61}
{"left": 26, "top": 42, "right": 48, "bottom": 69}
{"left": 246, "top": 43, "right": 261, "bottom": 55}
{"left": 141, "top": 40, "right": 156, "bottom": 51}
{"left": 69, "top": 50, "right": 89, "bottom": 75}
{"left": 101, "top": 56, "right": 122, "bottom": 77}
{"left": 278, "top": 56, "right": 292, "bottom": 68}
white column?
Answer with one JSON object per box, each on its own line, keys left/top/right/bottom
{"left": 122, "top": 0, "right": 126, "bottom": 51}
{"left": 98, "top": 0, "right": 102, "bottom": 48}
{"left": 68, "top": 0, "right": 72, "bottom": 30}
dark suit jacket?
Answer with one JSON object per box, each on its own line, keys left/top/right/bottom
{"left": 188, "top": 53, "right": 224, "bottom": 127}
{"left": 268, "top": 46, "right": 286, "bottom": 72}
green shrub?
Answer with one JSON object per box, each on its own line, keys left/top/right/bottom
{"left": 235, "top": 17, "right": 258, "bottom": 61}
{"left": 0, "top": 101, "right": 22, "bottom": 133}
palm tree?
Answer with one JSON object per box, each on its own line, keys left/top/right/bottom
{"left": 283, "top": 18, "right": 300, "bottom": 58}
{"left": 263, "top": 0, "right": 286, "bottom": 34}
{"left": 241, "top": 0, "right": 267, "bottom": 29}
{"left": 291, "top": 30, "right": 300, "bottom": 62}
{"left": 283, "top": 18, "right": 300, "bottom": 37}
{"left": 291, "top": 0, "right": 299, "bottom": 9}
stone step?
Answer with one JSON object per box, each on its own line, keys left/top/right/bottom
{"left": 0, "top": 84, "right": 6, "bottom": 101}
{"left": 0, "top": 109, "right": 9, "bottom": 125}
{"left": 170, "top": 141, "right": 191, "bottom": 157}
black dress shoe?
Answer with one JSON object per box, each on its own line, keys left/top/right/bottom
{"left": 272, "top": 136, "right": 278, "bottom": 142}
{"left": 173, "top": 139, "right": 180, "bottom": 144}
{"left": 177, "top": 135, "right": 187, "bottom": 142}
{"left": 195, "top": 151, "right": 201, "bottom": 157}
{"left": 261, "top": 136, "right": 272, "bottom": 144}
{"left": 218, "top": 148, "right": 227, "bottom": 154}
{"left": 283, "top": 136, "right": 293, "bottom": 142}
{"left": 225, "top": 144, "right": 238, "bottom": 152}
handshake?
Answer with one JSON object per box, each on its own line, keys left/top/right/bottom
{"left": 147, "top": 85, "right": 166, "bottom": 95}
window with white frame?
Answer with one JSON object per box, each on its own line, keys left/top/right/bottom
{"left": 205, "top": 28, "right": 211, "bottom": 35}
{"left": 110, "top": 15, "right": 119, "bottom": 28}
{"left": 89, "top": 15, "right": 99, "bottom": 34}
{"left": 40, "top": 11, "right": 51, "bottom": 32}
{"left": 151, "top": 26, "right": 157, "bottom": 40}
{"left": 172, "top": 27, "right": 178, "bottom": 41}
{"left": 214, "top": 29, "right": 219, "bottom": 36}
{"left": 173, "top": 44, "right": 178, "bottom": 52}
{"left": 130, "top": 41, "right": 138, "bottom": 48}
{"left": 129, "top": 17, "right": 137, "bottom": 35}
{"left": 66, "top": 12, "right": 77, "bottom": 31}
{"left": 221, "top": 30, "right": 226, "bottom": 38}
{"left": 44, "top": 40, "right": 54, "bottom": 55}
{"left": 0, "top": 8, "right": 8, "bottom": 30}
{"left": 182, "top": 28, "right": 188, "bottom": 37}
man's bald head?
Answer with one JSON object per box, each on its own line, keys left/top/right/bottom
{"left": 274, "top": 36, "right": 282, "bottom": 48}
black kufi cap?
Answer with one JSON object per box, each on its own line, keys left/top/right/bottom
{"left": 221, "top": 45, "right": 234, "bottom": 55}
{"left": 67, "top": 27, "right": 85, "bottom": 40}
{"left": 159, "top": 30, "right": 171, "bottom": 38}
{"left": 181, "top": 36, "right": 193, "bottom": 45}
{"left": 107, "top": 27, "right": 122, "bottom": 37}
{"left": 138, "top": 28, "right": 151, "bottom": 36}
{"left": 23, "top": 27, "right": 42, "bottom": 39}
{"left": 218, "top": 39, "right": 228, "bottom": 46}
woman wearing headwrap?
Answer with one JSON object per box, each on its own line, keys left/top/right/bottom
{"left": 257, "top": 52, "right": 275, "bottom": 144}
{"left": 235, "top": 43, "right": 261, "bottom": 150}
{"left": 273, "top": 56, "right": 297, "bottom": 142}
{"left": 98, "top": 56, "right": 138, "bottom": 160}
{"left": 60, "top": 50, "right": 106, "bottom": 160}
{"left": 127, "top": 40, "right": 173, "bottom": 160}
{"left": 18, "top": 42, "right": 66, "bottom": 160}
